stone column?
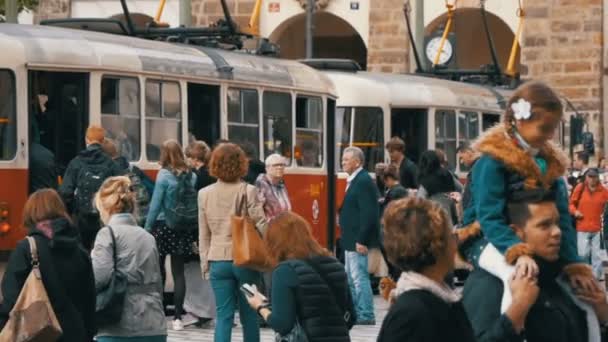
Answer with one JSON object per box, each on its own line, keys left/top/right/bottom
{"left": 34, "top": 0, "right": 70, "bottom": 23}
{"left": 367, "top": 0, "right": 409, "bottom": 73}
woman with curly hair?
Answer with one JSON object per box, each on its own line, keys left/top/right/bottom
{"left": 198, "top": 143, "right": 267, "bottom": 342}
{"left": 377, "top": 197, "right": 474, "bottom": 341}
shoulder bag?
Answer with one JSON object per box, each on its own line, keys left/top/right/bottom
{"left": 0, "top": 236, "right": 62, "bottom": 342}
{"left": 232, "top": 183, "right": 270, "bottom": 271}
{"left": 95, "top": 226, "right": 128, "bottom": 328}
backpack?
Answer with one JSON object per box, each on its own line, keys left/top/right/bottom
{"left": 126, "top": 165, "right": 151, "bottom": 227}
{"left": 74, "top": 163, "right": 113, "bottom": 215}
{"left": 165, "top": 171, "right": 198, "bottom": 232}
{"left": 0, "top": 237, "right": 62, "bottom": 341}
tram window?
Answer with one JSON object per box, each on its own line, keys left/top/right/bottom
{"left": 335, "top": 107, "right": 352, "bottom": 171}
{"left": 101, "top": 76, "right": 140, "bottom": 161}
{"left": 0, "top": 71, "right": 16, "bottom": 160}
{"left": 263, "top": 92, "right": 292, "bottom": 161}
{"left": 145, "top": 80, "right": 182, "bottom": 161}
{"left": 295, "top": 96, "right": 323, "bottom": 167}
{"left": 435, "top": 109, "right": 457, "bottom": 169}
{"left": 483, "top": 113, "right": 500, "bottom": 130}
{"left": 457, "top": 111, "right": 479, "bottom": 172}
{"left": 352, "top": 107, "right": 384, "bottom": 172}
{"left": 227, "top": 88, "right": 260, "bottom": 159}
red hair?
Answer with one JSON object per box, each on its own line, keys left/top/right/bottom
{"left": 264, "top": 212, "right": 330, "bottom": 265}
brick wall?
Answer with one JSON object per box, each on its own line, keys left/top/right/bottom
{"left": 192, "top": 0, "right": 255, "bottom": 29}
{"left": 34, "top": 0, "right": 70, "bottom": 23}
{"left": 366, "top": 0, "right": 409, "bottom": 73}
{"left": 520, "top": 0, "right": 603, "bottom": 151}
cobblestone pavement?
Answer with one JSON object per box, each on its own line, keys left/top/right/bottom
{"left": 167, "top": 296, "right": 389, "bottom": 341}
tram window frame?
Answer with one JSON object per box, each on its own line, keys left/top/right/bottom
{"left": 100, "top": 75, "right": 141, "bottom": 161}
{"left": 145, "top": 80, "right": 182, "bottom": 161}
{"left": 457, "top": 111, "right": 480, "bottom": 172}
{"left": 0, "top": 70, "right": 16, "bottom": 161}
{"left": 435, "top": 109, "right": 457, "bottom": 169}
{"left": 295, "top": 96, "right": 324, "bottom": 168}
{"left": 227, "top": 88, "right": 261, "bottom": 160}
{"left": 262, "top": 91, "right": 293, "bottom": 163}
{"left": 335, "top": 106, "right": 352, "bottom": 171}
{"left": 352, "top": 107, "right": 384, "bottom": 172}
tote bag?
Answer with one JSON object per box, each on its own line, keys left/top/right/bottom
{"left": 0, "top": 237, "right": 62, "bottom": 342}
{"left": 231, "top": 183, "right": 270, "bottom": 271}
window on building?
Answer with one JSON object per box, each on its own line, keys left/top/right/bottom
{"left": 0, "top": 71, "right": 16, "bottom": 160}
{"left": 101, "top": 76, "right": 141, "bottom": 161}
{"left": 352, "top": 107, "right": 384, "bottom": 172}
{"left": 145, "top": 80, "right": 182, "bottom": 161}
{"left": 228, "top": 88, "right": 260, "bottom": 160}
{"left": 295, "top": 96, "right": 323, "bottom": 167}
{"left": 263, "top": 91, "right": 292, "bottom": 162}
{"left": 435, "top": 109, "right": 457, "bottom": 169}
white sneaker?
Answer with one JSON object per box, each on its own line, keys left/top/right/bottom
{"left": 173, "top": 319, "right": 184, "bottom": 331}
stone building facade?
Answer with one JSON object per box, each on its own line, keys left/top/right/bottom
{"left": 31, "top": 0, "right": 606, "bottom": 152}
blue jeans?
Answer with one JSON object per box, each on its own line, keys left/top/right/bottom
{"left": 209, "top": 261, "right": 261, "bottom": 342}
{"left": 344, "top": 250, "right": 375, "bottom": 321}
{"left": 577, "top": 231, "right": 604, "bottom": 279}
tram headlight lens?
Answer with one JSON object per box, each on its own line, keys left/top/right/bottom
{"left": 0, "top": 222, "right": 9, "bottom": 234}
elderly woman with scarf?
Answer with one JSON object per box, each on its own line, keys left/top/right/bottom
{"left": 255, "top": 154, "right": 292, "bottom": 220}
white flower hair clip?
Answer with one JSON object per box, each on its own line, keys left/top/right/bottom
{"left": 511, "top": 98, "right": 532, "bottom": 121}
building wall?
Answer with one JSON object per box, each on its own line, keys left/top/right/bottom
{"left": 520, "top": 0, "right": 603, "bottom": 153}
{"left": 34, "top": 0, "right": 70, "bottom": 22}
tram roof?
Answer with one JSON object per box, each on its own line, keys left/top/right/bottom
{"left": 324, "top": 70, "right": 512, "bottom": 112}
{"left": 0, "top": 24, "right": 336, "bottom": 95}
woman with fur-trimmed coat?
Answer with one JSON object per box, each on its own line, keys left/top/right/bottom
{"left": 459, "top": 82, "right": 595, "bottom": 301}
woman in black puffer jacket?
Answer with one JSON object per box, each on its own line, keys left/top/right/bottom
{"left": 0, "top": 189, "right": 97, "bottom": 341}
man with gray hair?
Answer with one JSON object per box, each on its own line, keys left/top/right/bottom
{"left": 339, "top": 146, "right": 379, "bottom": 325}
{"left": 255, "top": 153, "right": 291, "bottom": 220}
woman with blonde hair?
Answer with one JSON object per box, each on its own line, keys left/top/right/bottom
{"left": 145, "top": 139, "right": 197, "bottom": 330}
{"left": 0, "top": 189, "right": 97, "bottom": 341}
{"left": 198, "top": 143, "right": 267, "bottom": 342}
{"left": 92, "top": 176, "right": 166, "bottom": 341}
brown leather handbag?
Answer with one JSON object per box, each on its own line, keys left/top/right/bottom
{"left": 0, "top": 237, "right": 62, "bottom": 342}
{"left": 232, "top": 183, "right": 270, "bottom": 271}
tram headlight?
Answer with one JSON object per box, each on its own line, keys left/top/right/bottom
{"left": 0, "top": 202, "right": 9, "bottom": 234}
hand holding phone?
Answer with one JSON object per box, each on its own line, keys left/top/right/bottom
{"left": 240, "top": 283, "right": 267, "bottom": 301}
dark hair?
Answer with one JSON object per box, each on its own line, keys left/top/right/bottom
{"left": 383, "top": 198, "right": 452, "bottom": 272}
{"left": 186, "top": 140, "right": 211, "bottom": 164}
{"left": 383, "top": 164, "right": 400, "bottom": 181}
{"left": 503, "top": 81, "right": 563, "bottom": 134}
{"left": 456, "top": 143, "right": 472, "bottom": 153}
{"left": 418, "top": 150, "right": 442, "bottom": 180}
{"left": 507, "top": 189, "right": 556, "bottom": 227}
{"left": 385, "top": 136, "right": 406, "bottom": 153}
{"left": 576, "top": 151, "right": 590, "bottom": 165}
{"left": 209, "top": 143, "right": 249, "bottom": 182}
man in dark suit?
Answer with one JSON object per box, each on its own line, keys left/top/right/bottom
{"left": 385, "top": 136, "right": 418, "bottom": 190}
{"left": 339, "top": 146, "right": 380, "bottom": 325}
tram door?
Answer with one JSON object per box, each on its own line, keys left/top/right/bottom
{"left": 391, "top": 108, "right": 427, "bottom": 164}
{"left": 28, "top": 71, "right": 89, "bottom": 175}
{"left": 187, "top": 83, "right": 220, "bottom": 146}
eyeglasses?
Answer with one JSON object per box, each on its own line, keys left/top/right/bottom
{"left": 271, "top": 163, "right": 286, "bottom": 168}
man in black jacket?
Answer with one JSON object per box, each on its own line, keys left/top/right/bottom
{"left": 339, "top": 146, "right": 379, "bottom": 325}
{"left": 463, "top": 192, "right": 608, "bottom": 342}
{"left": 59, "top": 125, "right": 123, "bottom": 250}
{"left": 385, "top": 137, "right": 417, "bottom": 190}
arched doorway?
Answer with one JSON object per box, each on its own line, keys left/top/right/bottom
{"left": 270, "top": 12, "right": 367, "bottom": 69}
{"left": 425, "top": 8, "right": 519, "bottom": 73}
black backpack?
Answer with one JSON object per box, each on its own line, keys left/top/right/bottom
{"left": 126, "top": 165, "right": 151, "bottom": 227}
{"left": 74, "top": 163, "right": 113, "bottom": 215}
{"left": 165, "top": 171, "right": 198, "bottom": 232}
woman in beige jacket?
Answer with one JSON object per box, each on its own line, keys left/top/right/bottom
{"left": 198, "top": 143, "right": 267, "bottom": 342}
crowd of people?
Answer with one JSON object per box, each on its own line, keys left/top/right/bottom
{"left": 3, "top": 80, "right": 608, "bottom": 342}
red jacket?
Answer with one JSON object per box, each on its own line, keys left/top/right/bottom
{"left": 569, "top": 182, "right": 608, "bottom": 232}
